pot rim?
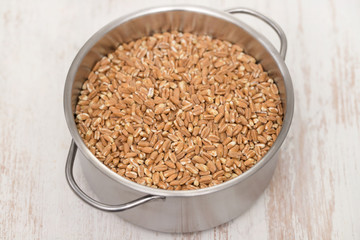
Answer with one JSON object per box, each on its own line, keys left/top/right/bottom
{"left": 64, "top": 5, "right": 294, "bottom": 197}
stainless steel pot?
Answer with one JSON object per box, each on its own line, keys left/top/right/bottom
{"left": 64, "top": 5, "right": 294, "bottom": 233}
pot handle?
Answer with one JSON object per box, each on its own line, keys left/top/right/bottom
{"left": 65, "top": 140, "right": 165, "bottom": 212}
{"left": 226, "top": 8, "right": 287, "bottom": 60}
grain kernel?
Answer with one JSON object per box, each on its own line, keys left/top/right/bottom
{"left": 75, "top": 31, "right": 284, "bottom": 190}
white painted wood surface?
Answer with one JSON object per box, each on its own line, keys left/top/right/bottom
{"left": 1, "top": 0, "right": 359, "bottom": 239}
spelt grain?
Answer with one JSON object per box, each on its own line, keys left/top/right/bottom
{"left": 75, "top": 31, "right": 284, "bottom": 190}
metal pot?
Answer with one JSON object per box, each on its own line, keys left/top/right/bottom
{"left": 64, "top": 5, "right": 294, "bottom": 233}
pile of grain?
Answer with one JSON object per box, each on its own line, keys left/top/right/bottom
{"left": 75, "top": 31, "right": 283, "bottom": 190}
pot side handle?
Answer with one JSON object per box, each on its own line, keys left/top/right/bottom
{"left": 65, "top": 140, "right": 165, "bottom": 212}
{"left": 226, "top": 8, "right": 287, "bottom": 60}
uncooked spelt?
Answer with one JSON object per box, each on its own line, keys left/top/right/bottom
{"left": 75, "top": 31, "right": 283, "bottom": 190}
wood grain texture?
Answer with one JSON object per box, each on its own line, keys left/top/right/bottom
{"left": 1, "top": 0, "right": 359, "bottom": 239}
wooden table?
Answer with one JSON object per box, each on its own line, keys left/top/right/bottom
{"left": 1, "top": 0, "right": 359, "bottom": 239}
